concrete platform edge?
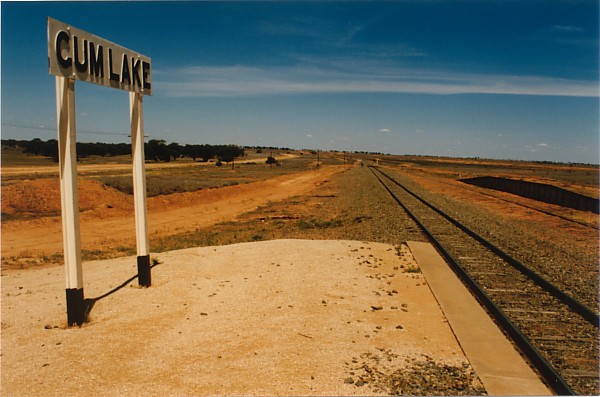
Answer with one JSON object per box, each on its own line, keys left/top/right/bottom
{"left": 407, "top": 241, "right": 553, "bottom": 396}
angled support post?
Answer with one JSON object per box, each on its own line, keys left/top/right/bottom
{"left": 130, "top": 92, "right": 151, "bottom": 287}
{"left": 56, "top": 76, "right": 86, "bottom": 326}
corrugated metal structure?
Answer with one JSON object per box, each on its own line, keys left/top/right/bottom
{"left": 460, "top": 176, "right": 599, "bottom": 214}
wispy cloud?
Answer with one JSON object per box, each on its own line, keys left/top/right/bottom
{"left": 156, "top": 63, "right": 598, "bottom": 98}
{"left": 525, "top": 142, "right": 559, "bottom": 153}
{"left": 259, "top": 16, "right": 329, "bottom": 39}
{"left": 551, "top": 25, "right": 584, "bottom": 33}
{"left": 540, "top": 24, "right": 594, "bottom": 47}
{"left": 377, "top": 128, "right": 391, "bottom": 133}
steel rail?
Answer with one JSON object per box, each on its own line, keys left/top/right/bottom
{"left": 375, "top": 167, "right": 599, "bottom": 327}
{"left": 368, "top": 166, "right": 576, "bottom": 395}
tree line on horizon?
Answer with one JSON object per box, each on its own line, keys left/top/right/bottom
{"left": 1, "top": 138, "right": 249, "bottom": 163}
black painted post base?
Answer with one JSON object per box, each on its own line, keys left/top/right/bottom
{"left": 66, "top": 288, "right": 86, "bottom": 326}
{"left": 137, "top": 255, "right": 151, "bottom": 287}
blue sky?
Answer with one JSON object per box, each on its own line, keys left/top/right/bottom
{"left": 2, "top": 1, "right": 599, "bottom": 163}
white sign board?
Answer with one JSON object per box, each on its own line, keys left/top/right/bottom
{"left": 48, "top": 17, "right": 152, "bottom": 96}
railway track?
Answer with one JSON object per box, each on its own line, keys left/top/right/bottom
{"left": 369, "top": 165, "right": 599, "bottom": 395}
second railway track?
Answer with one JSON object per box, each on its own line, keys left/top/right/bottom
{"left": 369, "top": 165, "right": 599, "bottom": 395}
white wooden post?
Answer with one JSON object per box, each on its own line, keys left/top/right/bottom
{"left": 130, "top": 91, "right": 151, "bottom": 286}
{"left": 56, "top": 76, "right": 86, "bottom": 326}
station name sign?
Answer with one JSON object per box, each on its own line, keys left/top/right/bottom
{"left": 48, "top": 17, "right": 152, "bottom": 96}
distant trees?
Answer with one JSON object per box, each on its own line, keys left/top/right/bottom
{"left": 214, "top": 145, "right": 245, "bottom": 164}
{"left": 184, "top": 144, "right": 215, "bottom": 162}
{"left": 245, "top": 145, "right": 292, "bottom": 151}
{"left": 142, "top": 140, "right": 246, "bottom": 163}
{"left": 77, "top": 142, "right": 130, "bottom": 158}
{"left": 18, "top": 138, "right": 59, "bottom": 161}
{"left": 145, "top": 139, "right": 171, "bottom": 162}
{"left": 3, "top": 138, "right": 129, "bottom": 162}
{"left": 1, "top": 138, "right": 246, "bottom": 164}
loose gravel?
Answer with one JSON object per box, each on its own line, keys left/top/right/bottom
{"left": 344, "top": 349, "right": 486, "bottom": 396}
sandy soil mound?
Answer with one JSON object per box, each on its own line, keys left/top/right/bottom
{"left": 2, "top": 178, "right": 133, "bottom": 218}
{"left": 1, "top": 239, "right": 478, "bottom": 396}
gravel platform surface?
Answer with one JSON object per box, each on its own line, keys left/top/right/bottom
{"left": 1, "top": 239, "right": 484, "bottom": 396}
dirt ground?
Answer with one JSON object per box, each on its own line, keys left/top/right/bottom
{"left": 2, "top": 154, "right": 593, "bottom": 395}
{"left": 3, "top": 156, "right": 596, "bottom": 269}
{"left": 1, "top": 239, "right": 481, "bottom": 396}
{"left": 1, "top": 165, "right": 346, "bottom": 268}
